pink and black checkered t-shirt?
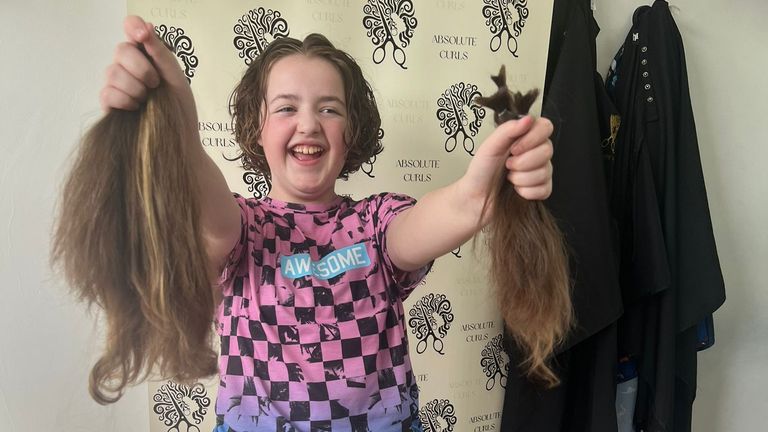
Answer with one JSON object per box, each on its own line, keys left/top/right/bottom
{"left": 214, "top": 192, "right": 432, "bottom": 432}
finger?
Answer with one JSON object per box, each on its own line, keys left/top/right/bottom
{"left": 113, "top": 42, "right": 160, "bottom": 89}
{"left": 123, "top": 15, "right": 151, "bottom": 43}
{"left": 131, "top": 20, "right": 186, "bottom": 88}
{"left": 514, "top": 182, "right": 552, "bottom": 201}
{"left": 498, "top": 115, "right": 535, "bottom": 141}
{"left": 510, "top": 117, "right": 554, "bottom": 155}
{"left": 478, "top": 115, "right": 535, "bottom": 158}
{"left": 99, "top": 86, "right": 140, "bottom": 112}
{"left": 105, "top": 62, "right": 151, "bottom": 102}
{"left": 507, "top": 162, "right": 552, "bottom": 187}
{"left": 506, "top": 140, "right": 554, "bottom": 172}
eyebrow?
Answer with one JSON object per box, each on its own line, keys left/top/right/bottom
{"left": 269, "top": 94, "right": 346, "bottom": 105}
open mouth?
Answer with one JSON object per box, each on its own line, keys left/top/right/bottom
{"left": 290, "top": 145, "right": 325, "bottom": 162}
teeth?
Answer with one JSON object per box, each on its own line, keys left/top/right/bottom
{"left": 291, "top": 145, "right": 323, "bottom": 155}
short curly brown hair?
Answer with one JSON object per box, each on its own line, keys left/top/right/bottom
{"left": 229, "top": 34, "right": 382, "bottom": 180}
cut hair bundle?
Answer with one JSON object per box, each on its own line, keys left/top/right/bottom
{"left": 51, "top": 84, "right": 218, "bottom": 404}
{"left": 475, "top": 66, "right": 573, "bottom": 387}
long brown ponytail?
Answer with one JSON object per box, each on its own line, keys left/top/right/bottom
{"left": 476, "top": 66, "right": 573, "bottom": 387}
{"left": 51, "top": 84, "right": 218, "bottom": 404}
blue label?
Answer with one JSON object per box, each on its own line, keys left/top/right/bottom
{"left": 280, "top": 243, "right": 371, "bottom": 280}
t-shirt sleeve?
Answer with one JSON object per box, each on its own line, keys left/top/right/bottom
{"left": 373, "top": 192, "right": 433, "bottom": 300}
{"left": 217, "top": 193, "right": 251, "bottom": 286}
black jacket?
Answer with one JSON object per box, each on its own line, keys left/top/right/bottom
{"left": 606, "top": 2, "right": 726, "bottom": 430}
{"left": 607, "top": 0, "right": 725, "bottom": 331}
{"left": 500, "top": 0, "right": 622, "bottom": 430}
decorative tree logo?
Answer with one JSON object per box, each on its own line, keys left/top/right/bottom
{"left": 419, "top": 399, "right": 458, "bottom": 432}
{"left": 152, "top": 380, "right": 211, "bottom": 432}
{"left": 233, "top": 7, "right": 290, "bottom": 65}
{"left": 154, "top": 25, "right": 198, "bottom": 83}
{"left": 408, "top": 293, "right": 454, "bottom": 355}
{"left": 362, "top": 0, "right": 417, "bottom": 69}
{"left": 243, "top": 171, "right": 271, "bottom": 199}
{"left": 481, "top": 334, "right": 510, "bottom": 390}
{"left": 361, "top": 128, "right": 384, "bottom": 178}
{"left": 481, "top": 0, "right": 529, "bottom": 56}
{"left": 436, "top": 83, "right": 486, "bottom": 156}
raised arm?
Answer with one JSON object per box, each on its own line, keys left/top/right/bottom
{"left": 103, "top": 16, "right": 241, "bottom": 277}
{"left": 386, "top": 115, "right": 554, "bottom": 271}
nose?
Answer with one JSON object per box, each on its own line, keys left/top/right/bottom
{"left": 297, "top": 110, "right": 320, "bottom": 135}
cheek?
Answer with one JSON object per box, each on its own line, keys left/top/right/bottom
{"left": 259, "top": 122, "right": 289, "bottom": 148}
{"left": 335, "top": 121, "right": 351, "bottom": 146}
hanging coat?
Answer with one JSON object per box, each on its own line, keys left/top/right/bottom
{"left": 605, "top": 1, "right": 726, "bottom": 430}
{"left": 500, "top": 0, "right": 622, "bottom": 430}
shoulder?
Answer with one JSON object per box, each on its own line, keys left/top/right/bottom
{"left": 232, "top": 192, "right": 259, "bottom": 206}
{"left": 229, "top": 193, "right": 272, "bottom": 233}
{"left": 351, "top": 192, "right": 417, "bottom": 229}
{"left": 344, "top": 192, "right": 416, "bottom": 216}
{"left": 359, "top": 192, "right": 417, "bottom": 207}
{"left": 232, "top": 192, "right": 269, "bottom": 214}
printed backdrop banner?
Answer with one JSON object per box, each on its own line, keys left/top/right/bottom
{"left": 128, "top": 1, "right": 553, "bottom": 431}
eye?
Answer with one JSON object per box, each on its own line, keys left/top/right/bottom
{"left": 275, "top": 106, "right": 296, "bottom": 113}
{"left": 321, "top": 107, "right": 345, "bottom": 115}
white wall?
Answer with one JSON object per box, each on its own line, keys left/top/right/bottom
{"left": 0, "top": 1, "right": 148, "bottom": 430}
{"left": 1, "top": 0, "right": 764, "bottom": 430}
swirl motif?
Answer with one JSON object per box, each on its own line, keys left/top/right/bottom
{"left": 481, "top": 0, "right": 529, "bottom": 56}
{"left": 361, "top": 128, "right": 384, "bottom": 178}
{"left": 481, "top": 334, "right": 510, "bottom": 391}
{"left": 243, "top": 171, "right": 271, "bottom": 199}
{"left": 408, "top": 293, "right": 454, "bottom": 355}
{"left": 362, "top": 0, "right": 417, "bottom": 69}
{"left": 155, "top": 25, "right": 199, "bottom": 82}
{"left": 233, "top": 7, "right": 290, "bottom": 65}
{"left": 435, "top": 83, "right": 485, "bottom": 155}
{"left": 362, "top": 154, "right": 377, "bottom": 178}
{"left": 512, "top": 0, "right": 529, "bottom": 37}
{"left": 152, "top": 381, "right": 211, "bottom": 432}
{"left": 419, "top": 399, "right": 458, "bottom": 432}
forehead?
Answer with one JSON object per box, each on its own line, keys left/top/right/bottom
{"left": 266, "top": 54, "right": 345, "bottom": 101}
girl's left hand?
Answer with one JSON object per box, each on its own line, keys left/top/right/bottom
{"left": 465, "top": 115, "right": 555, "bottom": 201}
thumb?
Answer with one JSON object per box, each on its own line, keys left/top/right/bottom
{"left": 478, "top": 115, "right": 535, "bottom": 159}
{"left": 123, "top": 16, "right": 186, "bottom": 88}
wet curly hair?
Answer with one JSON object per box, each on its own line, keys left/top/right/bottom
{"left": 230, "top": 34, "right": 382, "bottom": 180}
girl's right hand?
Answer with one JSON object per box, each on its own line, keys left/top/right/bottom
{"left": 100, "top": 16, "right": 198, "bottom": 125}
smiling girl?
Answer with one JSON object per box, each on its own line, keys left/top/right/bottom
{"left": 68, "top": 15, "right": 555, "bottom": 432}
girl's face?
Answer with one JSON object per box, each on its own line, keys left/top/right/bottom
{"left": 259, "top": 54, "right": 348, "bottom": 205}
